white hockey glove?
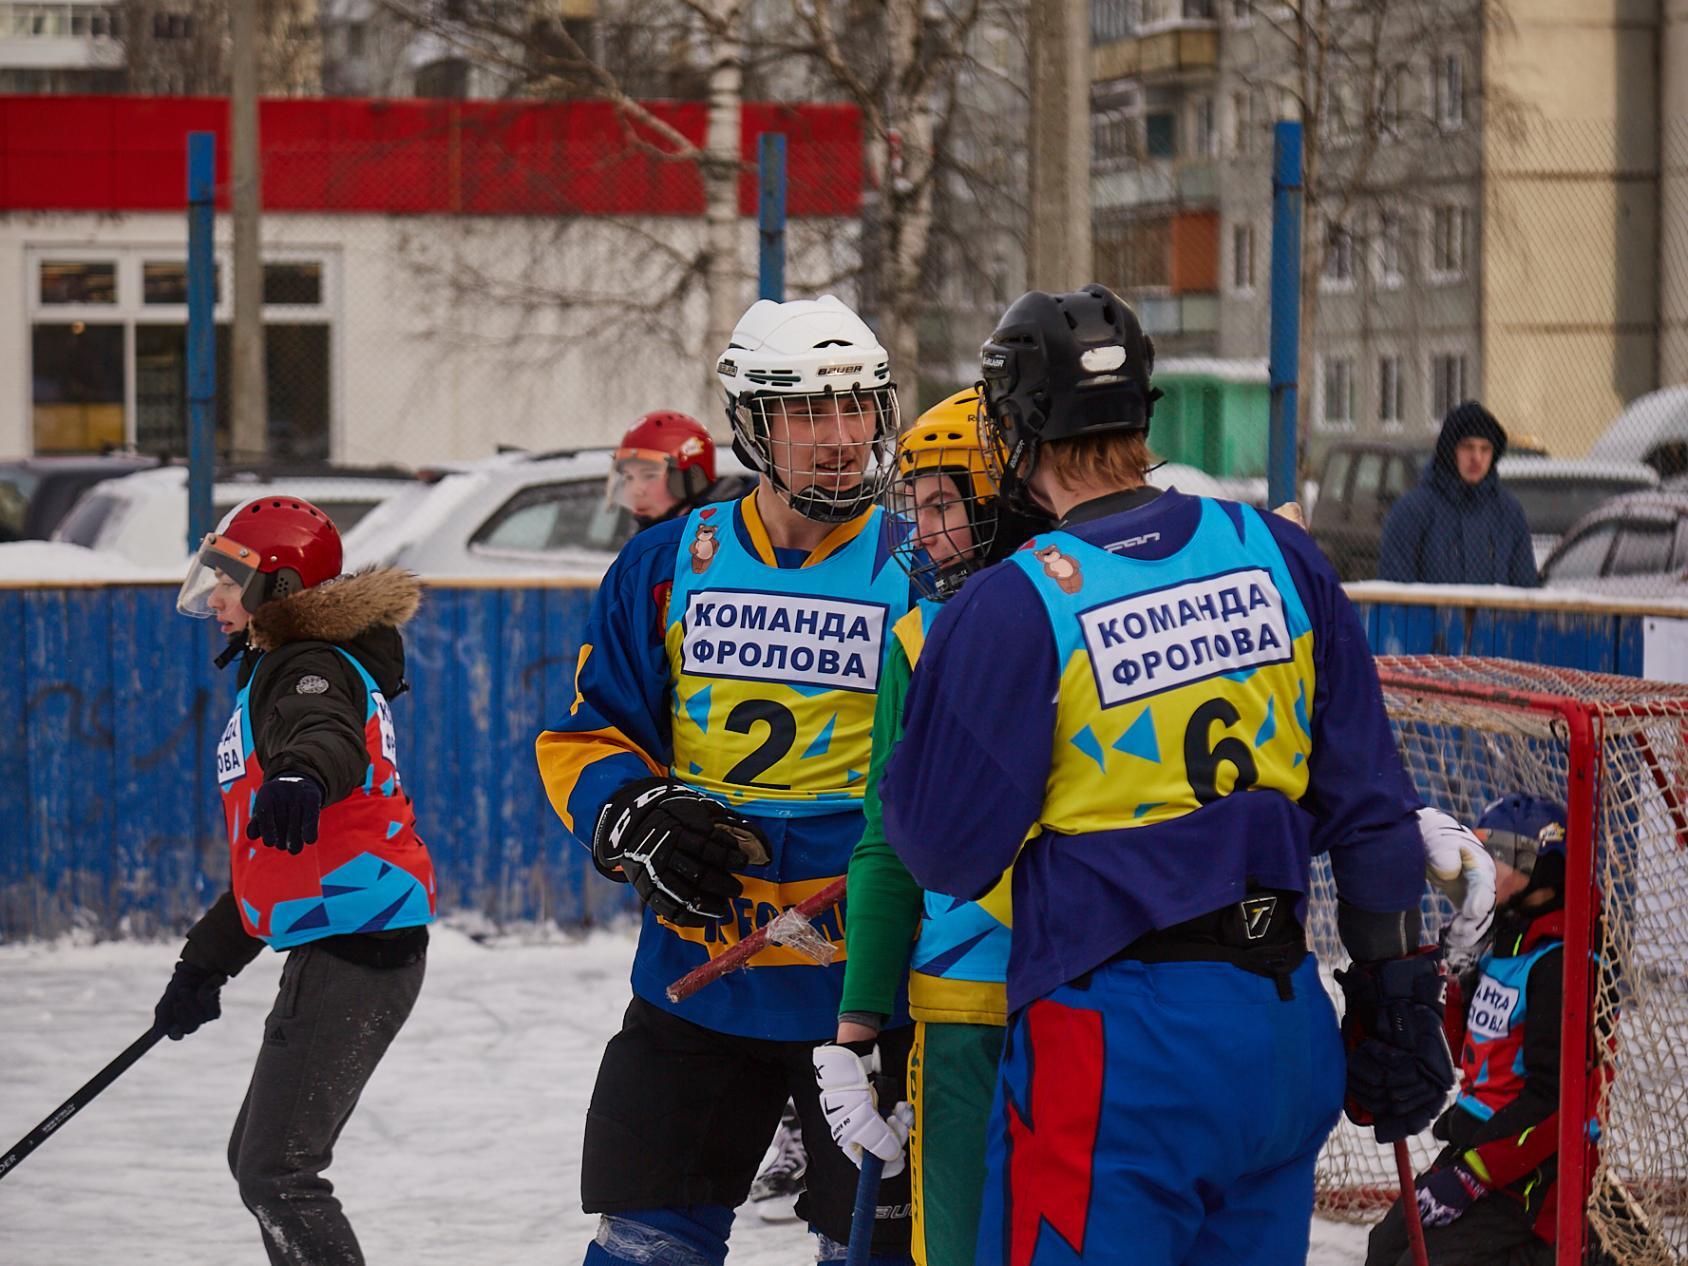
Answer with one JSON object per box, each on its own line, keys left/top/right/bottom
{"left": 812, "top": 1044, "right": 913, "bottom": 1178}
{"left": 1417, "top": 807, "right": 1497, "bottom": 972}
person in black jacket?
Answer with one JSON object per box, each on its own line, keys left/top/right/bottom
{"left": 160, "top": 496, "right": 436, "bottom": 1266}
{"left": 1377, "top": 401, "right": 1539, "bottom": 587}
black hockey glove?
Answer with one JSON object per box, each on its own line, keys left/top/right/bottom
{"left": 591, "top": 777, "right": 769, "bottom": 927}
{"left": 154, "top": 960, "right": 229, "bottom": 1040}
{"left": 1335, "top": 947, "right": 1455, "bottom": 1142}
{"left": 247, "top": 772, "right": 323, "bottom": 854}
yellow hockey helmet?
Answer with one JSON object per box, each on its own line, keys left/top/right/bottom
{"left": 886, "top": 388, "right": 1009, "bottom": 600}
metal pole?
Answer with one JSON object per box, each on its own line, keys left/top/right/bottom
{"left": 1267, "top": 120, "right": 1303, "bottom": 509}
{"left": 758, "top": 133, "right": 786, "bottom": 303}
{"left": 1027, "top": 0, "right": 1092, "bottom": 290}
{"left": 187, "top": 132, "right": 216, "bottom": 552}
{"left": 230, "top": 0, "right": 265, "bottom": 459}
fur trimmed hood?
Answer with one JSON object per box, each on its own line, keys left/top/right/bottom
{"left": 248, "top": 566, "right": 422, "bottom": 652}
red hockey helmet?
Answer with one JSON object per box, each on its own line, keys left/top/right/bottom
{"left": 610, "top": 411, "right": 716, "bottom": 518}
{"left": 178, "top": 496, "right": 343, "bottom": 618}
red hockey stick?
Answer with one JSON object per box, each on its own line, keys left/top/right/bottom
{"left": 1395, "top": 1138, "right": 1430, "bottom": 1266}
{"left": 665, "top": 876, "right": 847, "bottom": 1003}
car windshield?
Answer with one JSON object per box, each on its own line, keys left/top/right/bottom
{"left": 1502, "top": 477, "right": 1655, "bottom": 536}
{"left": 0, "top": 467, "right": 40, "bottom": 541}
{"left": 53, "top": 490, "right": 125, "bottom": 548}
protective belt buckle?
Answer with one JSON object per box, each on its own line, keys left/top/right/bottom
{"left": 1239, "top": 894, "right": 1279, "bottom": 942}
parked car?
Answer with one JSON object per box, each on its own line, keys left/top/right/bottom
{"left": 1539, "top": 490, "right": 1688, "bottom": 597}
{"left": 0, "top": 454, "right": 167, "bottom": 543}
{"left": 1492, "top": 456, "right": 1659, "bottom": 566}
{"left": 52, "top": 464, "right": 416, "bottom": 565}
{"left": 1588, "top": 386, "right": 1688, "bottom": 478}
{"left": 1305, "top": 438, "right": 1609, "bottom": 581}
{"left": 342, "top": 447, "right": 751, "bottom": 579}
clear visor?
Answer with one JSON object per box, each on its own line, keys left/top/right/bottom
{"left": 606, "top": 450, "right": 676, "bottom": 517}
{"left": 177, "top": 537, "right": 259, "bottom": 618}
{"left": 735, "top": 387, "right": 898, "bottom": 520}
{"left": 1476, "top": 828, "right": 1542, "bottom": 878}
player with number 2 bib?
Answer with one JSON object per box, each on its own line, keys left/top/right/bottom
{"left": 537, "top": 295, "right": 918, "bottom": 1265}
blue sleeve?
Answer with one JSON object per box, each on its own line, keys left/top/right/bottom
{"left": 535, "top": 520, "right": 683, "bottom": 844}
{"left": 1506, "top": 498, "right": 1540, "bottom": 588}
{"left": 1377, "top": 492, "right": 1425, "bottom": 582}
{"left": 1265, "top": 515, "right": 1425, "bottom": 913}
{"left": 880, "top": 564, "right": 1058, "bottom": 900}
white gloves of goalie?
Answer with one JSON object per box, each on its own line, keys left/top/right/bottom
{"left": 812, "top": 1044, "right": 914, "bottom": 1178}
{"left": 1418, "top": 806, "right": 1498, "bottom": 972}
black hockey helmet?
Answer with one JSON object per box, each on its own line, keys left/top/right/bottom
{"left": 977, "top": 283, "right": 1161, "bottom": 505}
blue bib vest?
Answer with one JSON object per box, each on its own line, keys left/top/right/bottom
{"left": 1458, "top": 940, "right": 1561, "bottom": 1121}
{"left": 220, "top": 647, "right": 435, "bottom": 949}
{"left": 630, "top": 497, "right": 912, "bottom": 1039}
{"left": 1007, "top": 500, "right": 1317, "bottom": 839}
{"left": 894, "top": 601, "right": 1011, "bottom": 1027}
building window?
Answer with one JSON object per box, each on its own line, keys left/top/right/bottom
{"left": 1374, "top": 211, "right": 1402, "bottom": 287}
{"left": 1231, "top": 222, "right": 1254, "bottom": 292}
{"left": 1322, "top": 357, "right": 1355, "bottom": 428}
{"left": 263, "top": 262, "right": 323, "bottom": 305}
{"left": 1430, "top": 353, "right": 1469, "bottom": 420}
{"left": 1230, "top": 89, "right": 1255, "bottom": 156}
{"left": 1192, "top": 96, "right": 1216, "bottom": 158}
{"left": 1144, "top": 111, "right": 1177, "bottom": 158}
{"left": 40, "top": 261, "right": 117, "bottom": 305}
{"left": 345, "top": 20, "right": 366, "bottom": 56}
{"left": 1429, "top": 204, "right": 1470, "bottom": 280}
{"left": 415, "top": 56, "right": 470, "bottom": 99}
{"left": 1378, "top": 355, "right": 1403, "bottom": 426}
{"left": 1378, "top": 72, "right": 1403, "bottom": 138}
{"left": 1092, "top": 0, "right": 1135, "bottom": 42}
{"left": 32, "top": 323, "right": 126, "bottom": 452}
{"left": 1322, "top": 220, "right": 1354, "bottom": 289}
{"left": 1435, "top": 51, "right": 1464, "bottom": 131}
{"left": 143, "top": 261, "right": 221, "bottom": 304}
{"left": 1093, "top": 108, "right": 1138, "bottom": 168}
{"left": 1232, "top": 0, "right": 1254, "bottom": 26}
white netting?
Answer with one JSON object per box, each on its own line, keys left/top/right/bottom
{"left": 1310, "top": 657, "right": 1688, "bottom": 1265}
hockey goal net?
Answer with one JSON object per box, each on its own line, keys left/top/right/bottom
{"left": 1309, "top": 656, "right": 1688, "bottom": 1265}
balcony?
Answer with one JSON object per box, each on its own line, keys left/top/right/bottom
{"left": 1093, "top": 158, "right": 1217, "bottom": 213}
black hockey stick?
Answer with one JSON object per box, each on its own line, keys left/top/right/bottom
{"left": 0, "top": 1027, "right": 163, "bottom": 1183}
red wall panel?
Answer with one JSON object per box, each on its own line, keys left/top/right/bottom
{"left": 0, "top": 96, "right": 862, "bottom": 218}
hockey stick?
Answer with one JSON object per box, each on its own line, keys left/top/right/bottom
{"left": 0, "top": 1026, "right": 163, "bottom": 1183}
{"left": 1394, "top": 1139, "right": 1430, "bottom": 1266}
{"left": 845, "top": 1152, "right": 885, "bottom": 1266}
{"left": 665, "top": 876, "right": 847, "bottom": 1003}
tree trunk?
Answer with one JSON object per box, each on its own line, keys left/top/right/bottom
{"left": 701, "top": 4, "right": 744, "bottom": 416}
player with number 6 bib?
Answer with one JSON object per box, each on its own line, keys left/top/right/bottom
{"left": 159, "top": 497, "right": 435, "bottom": 1265}
{"left": 880, "top": 286, "right": 1454, "bottom": 1266}
{"left": 537, "top": 295, "right": 918, "bottom": 1265}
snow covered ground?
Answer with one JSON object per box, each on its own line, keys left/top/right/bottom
{"left": 0, "top": 926, "right": 1374, "bottom": 1264}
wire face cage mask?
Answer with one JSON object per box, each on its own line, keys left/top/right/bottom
{"left": 177, "top": 534, "right": 263, "bottom": 618}
{"left": 885, "top": 433, "right": 1000, "bottom": 601}
{"left": 731, "top": 386, "right": 900, "bottom": 524}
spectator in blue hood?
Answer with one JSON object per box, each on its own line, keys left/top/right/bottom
{"left": 1379, "top": 401, "right": 1539, "bottom": 586}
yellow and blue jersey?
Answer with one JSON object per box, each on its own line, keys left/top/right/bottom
{"left": 538, "top": 493, "right": 914, "bottom": 1040}
{"left": 891, "top": 603, "right": 1012, "bottom": 1027}
{"left": 881, "top": 489, "right": 1426, "bottom": 1013}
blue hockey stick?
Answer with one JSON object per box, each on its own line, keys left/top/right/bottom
{"left": 845, "top": 1152, "right": 885, "bottom": 1266}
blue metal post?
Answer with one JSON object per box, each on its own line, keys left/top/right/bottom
{"left": 758, "top": 132, "right": 787, "bottom": 302}
{"left": 186, "top": 132, "right": 216, "bottom": 551}
{"left": 1268, "top": 120, "right": 1303, "bottom": 510}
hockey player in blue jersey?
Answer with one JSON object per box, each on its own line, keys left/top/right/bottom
{"left": 536, "top": 294, "right": 917, "bottom": 1265}
{"left": 879, "top": 284, "right": 1456, "bottom": 1266}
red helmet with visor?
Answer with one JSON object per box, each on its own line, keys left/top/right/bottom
{"left": 178, "top": 497, "right": 343, "bottom": 618}
{"left": 608, "top": 412, "right": 716, "bottom": 520}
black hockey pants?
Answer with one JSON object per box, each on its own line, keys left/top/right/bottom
{"left": 227, "top": 941, "right": 426, "bottom": 1266}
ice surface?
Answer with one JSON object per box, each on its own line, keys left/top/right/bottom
{"left": 0, "top": 926, "right": 1373, "bottom": 1264}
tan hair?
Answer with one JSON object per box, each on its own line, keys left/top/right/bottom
{"left": 1038, "top": 430, "right": 1153, "bottom": 491}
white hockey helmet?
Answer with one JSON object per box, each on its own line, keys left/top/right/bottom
{"left": 716, "top": 294, "right": 900, "bottom": 523}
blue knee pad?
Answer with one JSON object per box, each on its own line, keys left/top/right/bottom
{"left": 583, "top": 1206, "right": 733, "bottom": 1266}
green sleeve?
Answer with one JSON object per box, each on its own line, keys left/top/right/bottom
{"left": 838, "top": 635, "right": 926, "bottom": 1021}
